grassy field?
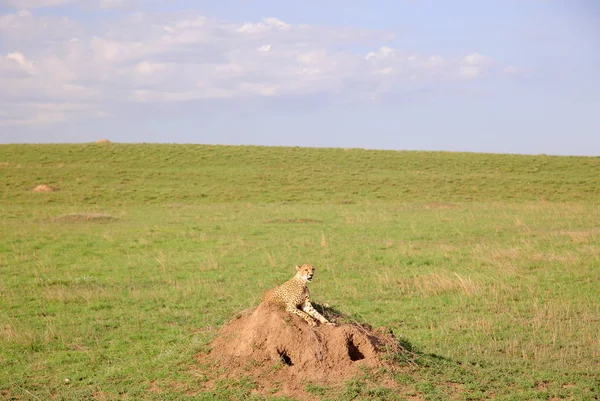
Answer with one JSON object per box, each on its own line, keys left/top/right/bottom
{"left": 1, "top": 143, "right": 599, "bottom": 400}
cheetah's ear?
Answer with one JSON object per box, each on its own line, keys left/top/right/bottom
{"left": 295, "top": 265, "right": 300, "bottom": 271}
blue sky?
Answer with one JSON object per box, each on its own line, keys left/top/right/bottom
{"left": 0, "top": 0, "right": 598, "bottom": 155}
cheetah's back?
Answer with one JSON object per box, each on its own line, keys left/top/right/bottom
{"left": 262, "top": 278, "right": 307, "bottom": 308}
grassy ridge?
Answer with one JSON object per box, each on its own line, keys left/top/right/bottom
{"left": 1, "top": 144, "right": 599, "bottom": 400}
{"left": 2, "top": 144, "right": 600, "bottom": 207}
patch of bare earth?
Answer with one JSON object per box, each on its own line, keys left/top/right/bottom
{"left": 197, "top": 304, "right": 407, "bottom": 400}
{"left": 33, "top": 184, "right": 57, "bottom": 192}
{"left": 53, "top": 213, "right": 115, "bottom": 222}
{"left": 0, "top": 390, "right": 16, "bottom": 400}
{"left": 266, "top": 218, "right": 323, "bottom": 224}
{"left": 421, "top": 202, "right": 460, "bottom": 210}
{"left": 148, "top": 381, "right": 162, "bottom": 394}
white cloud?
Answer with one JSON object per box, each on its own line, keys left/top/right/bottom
{"left": 377, "top": 67, "right": 394, "bottom": 75}
{"left": 6, "top": 51, "right": 36, "bottom": 74}
{"left": 90, "top": 37, "right": 145, "bottom": 63}
{"left": 366, "top": 46, "right": 395, "bottom": 60}
{"left": 463, "top": 52, "right": 491, "bottom": 66}
{"left": 0, "top": 9, "right": 83, "bottom": 51}
{"left": 460, "top": 52, "right": 493, "bottom": 79}
{"left": 263, "top": 17, "right": 290, "bottom": 30}
{"left": 135, "top": 61, "right": 166, "bottom": 75}
{"left": 96, "top": 0, "right": 132, "bottom": 8}
{"left": 0, "top": 0, "right": 76, "bottom": 8}
{"left": 238, "top": 17, "right": 290, "bottom": 34}
{"left": 0, "top": 9, "right": 512, "bottom": 127}
{"left": 240, "top": 82, "right": 279, "bottom": 96}
{"left": 0, "top": 102, "right": 109, "bottom": 127}
{"left": 0, "top": 0, "right": 139, "bottom": 8}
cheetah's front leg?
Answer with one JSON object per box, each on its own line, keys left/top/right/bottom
{"left": 285, "top": 305, "right": 317, "bottom": 327}
{"left": 302, "top": 299, "right": 335, "bottom": 326}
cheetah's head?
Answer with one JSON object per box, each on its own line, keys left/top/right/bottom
{"left": 295, "top": 264, "right": 316, "bottom": 283}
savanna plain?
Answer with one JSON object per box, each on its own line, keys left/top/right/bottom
{"left": 1, "top": 144, "right": 599, "bottom": 401}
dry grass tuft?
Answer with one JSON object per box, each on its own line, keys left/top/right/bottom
{"left": 553, "top": 228, "right": 600, "bottom": 244}
{"left": 321, "top": 233, "right": 328, "bottom": 248}
{"left": 421, "top": 202, "right": 461, "bottom": 210}
{"left": 531, "top": 252, "right": 577, "bottom": 263}
{"left": 413, "top": 272, "right": 482, "bottom": 297}
{"left": 0, "top": 323, "right": 18, "bottom": 342}
{"left": 265, "top": 218, "right": 322, "bottom": 224}
{"left": 471, "top": 244, "right": 521, "bottom": 274}
{"left": 41, "top": 285, "right": 104, "bottom": 304}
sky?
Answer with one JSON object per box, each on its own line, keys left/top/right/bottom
{"left": 0, "top": 0, "right": 599, "bottom": 155}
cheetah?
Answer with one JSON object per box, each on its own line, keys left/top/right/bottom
{"left": 262, "top": 264, "right": 335, "bottom": 327}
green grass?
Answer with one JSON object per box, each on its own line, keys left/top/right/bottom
{"left": 1, "top": 143, "right": 599, "bottom": 400}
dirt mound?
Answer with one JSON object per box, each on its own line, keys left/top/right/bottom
{"left": 95, "top": 138, "right": 111, "bottom": 143}
{"left": 33, "top": 184, "right": 57, "bottom": 192}
{"left": 198, "top": 304, "right": 406, "bottom": 398}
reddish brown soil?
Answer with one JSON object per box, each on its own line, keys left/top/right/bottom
{"left": 197, "top": 303, "right": 404, "bottom": 399}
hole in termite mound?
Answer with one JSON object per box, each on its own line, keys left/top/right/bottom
{"left": 277, "top": 348, "right": 293, "bottom": 366}
{"left": 347, "top": 336, "right": 365, "bottom": 361}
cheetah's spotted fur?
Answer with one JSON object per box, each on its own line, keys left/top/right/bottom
{"left": 262, "top": 264, "right": 334, "bottom": 327}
